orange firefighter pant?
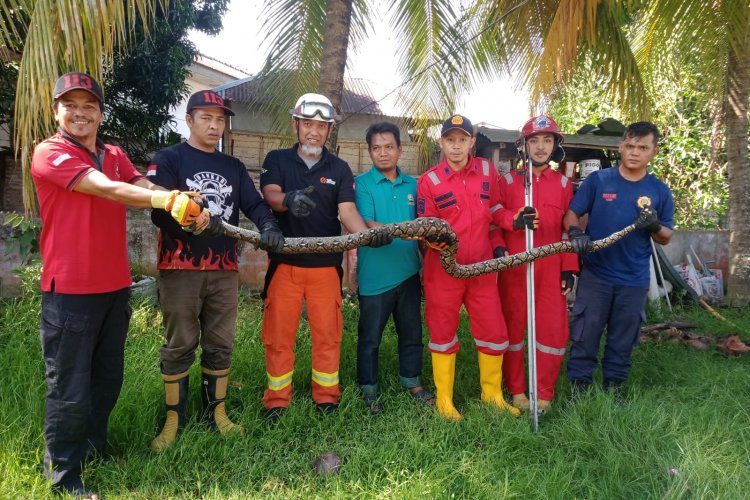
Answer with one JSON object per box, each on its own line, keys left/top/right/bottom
{"left": 262, "top": 264, "right": 343, "bottom": 408}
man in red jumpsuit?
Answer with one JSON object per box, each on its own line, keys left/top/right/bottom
{"left": 417, "top": 114, "right": 520, "bottom": 421}
{"left": 494, "top": 115, "right": 578, "bottom": 413}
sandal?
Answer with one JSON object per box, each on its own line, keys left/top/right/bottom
{"left": 364, "top": 394, "right": 383, "bottom": 415}
{"left": 409, "top": 387, "right": 436, "bottom": 406}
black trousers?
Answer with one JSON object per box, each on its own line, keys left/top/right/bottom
{"left": 40, "top": 288, "right": 131, "bottom": 491}
{"left": 357, "top": 273, "right": 424, "bottom": 393}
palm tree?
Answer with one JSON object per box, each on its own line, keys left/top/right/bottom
{"left": 255, "top": 0, "right": 470, "bottom": 153}
{"left": 0, "top": 0, "right": 166, "bottom": 214}
{"left": 634, "top": 0, "right": 750, "bottom": 304}
{"left": 319, "top": 0, "right": 354, "bottom": 149}
{"left": 464, "top": 0, "right": 750, "bottom": 303}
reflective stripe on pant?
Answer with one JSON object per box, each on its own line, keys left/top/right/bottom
{"left": 567, "top": 269, "right": 648, "bottom": 383}
{"left": 424, "top": 266, "right": 507, "bottom": 355}
{"left": 499, "top": 258, "right": 570, "bottom": 400}
{"left": 40, "top": 288, "right": 131, "bottom": 490}
{"left": 262, "top": 264, "right": 343, "bottom": 408}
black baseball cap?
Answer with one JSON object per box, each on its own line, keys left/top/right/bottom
{"left": 441, "top": 114, "right": 474, "bottom": 137}
{"left": 53, "top": 72, "right": 104, "bottom": 105}
{"left": 186, "top": 90, "right": 235, "bottom": 116}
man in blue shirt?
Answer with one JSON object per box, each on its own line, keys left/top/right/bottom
{"left": 565, "top": 121, "right": 674, "bottom": 395}
{"left": 354, "top": 122, "right": 434, "bottom": 414}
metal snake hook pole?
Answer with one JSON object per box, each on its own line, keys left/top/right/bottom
{"left": 650, "top": 238, "right": 673, "bottom": 312}
{"left": 522, "top": 140, "right": 539, "bottom": 432}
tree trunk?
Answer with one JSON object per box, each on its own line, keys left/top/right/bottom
{"left": 725, "top": 26, "right": 750, "bottom": 305}
{"left": 319, "top": 0, "right": 353, "bottom": 154}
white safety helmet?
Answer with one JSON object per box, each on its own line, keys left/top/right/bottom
{"left": 290, "top": 93, "right": 339, "bottom": 123}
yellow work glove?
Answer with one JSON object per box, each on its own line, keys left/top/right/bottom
{"left": 151, "top": 190, "right": 204, "bottom": 226}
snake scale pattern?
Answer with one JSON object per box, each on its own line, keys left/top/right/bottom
{"left": 220, "top": 217, "right": 642, "bottom": 279}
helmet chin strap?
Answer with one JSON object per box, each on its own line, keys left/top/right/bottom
{"left": 521, "top": 139, "right": 563, "bottom": 167}
{"left": 530, "top": 156, "right": 550, "bottom": 167}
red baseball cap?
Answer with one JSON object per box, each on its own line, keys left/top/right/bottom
{"left": 53, "top": 72, "right": 104, "bottom": 105}
{"left": 186, "top": 90, "right": 235, "bottom": 116}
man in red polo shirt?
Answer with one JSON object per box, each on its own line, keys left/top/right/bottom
{"left": 417, "top": 114, "right": 520, "bottom": 421}
{"left": 30, "top": 72, "right": 200, "bottom": 498}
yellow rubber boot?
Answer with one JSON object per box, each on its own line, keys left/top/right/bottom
{"left": 478, "top": 352, "right": 521, "bottom": 417}
{"left": 150, "top": 370, "right": 189, "bottom": 453}
{"left": 431, "top": 352, "right": 462, "bottom": 421}
{"left": 202, "top": 368, "right": 244, "bottom": 435}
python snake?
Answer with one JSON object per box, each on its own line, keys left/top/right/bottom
{"left": 220, "top": 216, "right": 645, "bottom": 279}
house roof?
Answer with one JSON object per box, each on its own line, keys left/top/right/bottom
{"left": 214, "top": 76, "right": 402, "bottom": 117}
{"left": 193, "top": 53, "right": 251, "bottom": 80}
{"left": 477, "top": 125, "right": 622, "bottom": 150}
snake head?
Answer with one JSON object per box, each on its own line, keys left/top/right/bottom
{"left": 635, "top": 206, "right": 656, "bottom": 229}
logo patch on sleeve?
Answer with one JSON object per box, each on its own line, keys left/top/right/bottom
{"left": 51, "top": 153, "right": 72, "bottom": 167}
{"left": 147, "top": 164, "right": 157, "bottom": 176}
{"left": 417, "top": 199, "right": 425, "bottom": 214}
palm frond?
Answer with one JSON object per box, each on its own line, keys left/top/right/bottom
{"left": 0, "top": 0, "right": 31, "bottom": 51}
{"left": 13, "top": 0, "right": 166, "bottom": 214}
{"left": 255, "top": 0, "right": 326, "bottom": 138}
{"left": 349, "top": 0, "right": 375, "bottom": 54}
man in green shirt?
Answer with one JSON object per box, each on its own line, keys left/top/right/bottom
{"left": 354, "top": 122, "right": 434, "bottom": 414}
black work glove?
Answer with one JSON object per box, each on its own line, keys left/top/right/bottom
{"left": 493, "top": 246, "right": 508, "bottom": 259}
{"left": 282, "top": 186, "right": 317, "bottom": 217}
{"left": 424, "top": 232, "right": 455, "bottom": 251}
{"left": 259, "top": 222, "right": 285, "bottom": 253}
{"left": 568, "top": 226, "right": 592, "bottom": 255}
{"left": 561, "top": 271, "right": 576, "bottom": 293}
{"left": 512, "top": 206, "right": 539, "bottom": 231}
{"left": 636, "top": 207, "right": 662, "bottom": 233}
{"left": 196, "top": 214, "right": 225, "bottom": 238}
{"left": 368, "top": 229, "right": 393, "bottom": 248}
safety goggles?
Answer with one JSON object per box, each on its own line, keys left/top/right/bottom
{"left": 291, "top": 101, "right": 338, "bottom": 122}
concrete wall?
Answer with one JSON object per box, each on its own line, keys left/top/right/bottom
{"left": 1, "top": 156, "right": 24, "bottom": 212}
{"left": 0, "top": 206, "right": 730, "bottom": 297}
{"left": 660, "top": 229, "right": 729, "bottom": 280}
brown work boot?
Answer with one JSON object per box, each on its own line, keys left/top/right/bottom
{"left": 512, "top": 393, "right": 530, "bottom": 411}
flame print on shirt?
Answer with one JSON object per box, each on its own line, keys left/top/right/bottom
{"left": 157, "top": 237, "right": 237, "bottom": 271}
{"left": 158, "top": 170, "right": 238, "bottom": 270}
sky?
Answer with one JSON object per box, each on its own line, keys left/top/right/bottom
{"left": 188, "top": 0, "right": 530, "bottom": 130}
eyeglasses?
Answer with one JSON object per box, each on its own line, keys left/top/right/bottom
{"left": 291, "top": 101, "right": 337, "bottom": 121}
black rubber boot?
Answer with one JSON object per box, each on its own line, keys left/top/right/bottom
{"left": 570, "top": 379, "right": 591, "bottom": 398}
{"left": 201, "top": 368, "right": 243, "bottom": 435}
{"left": 150, "top": 371, "right": 189, "bottom": 453}
{"left": 603, "top": 378, "right": 625, "bottom": 403}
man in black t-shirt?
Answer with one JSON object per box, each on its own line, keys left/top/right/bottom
{"left": 258, "top": 93, "right": 391, "bottom": 419}
{"left": 149, "top": 90, "right": 284, "bottom": 452}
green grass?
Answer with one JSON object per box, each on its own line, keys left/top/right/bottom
{"left": 1, "top": 285, "right": 749, "bottom": 499}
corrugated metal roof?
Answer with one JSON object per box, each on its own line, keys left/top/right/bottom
{"left": 477, "top": 125, "right": 621, "bottom": 150}
{"left": 215, "top": 76, "right": 389, "bottom": 116}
